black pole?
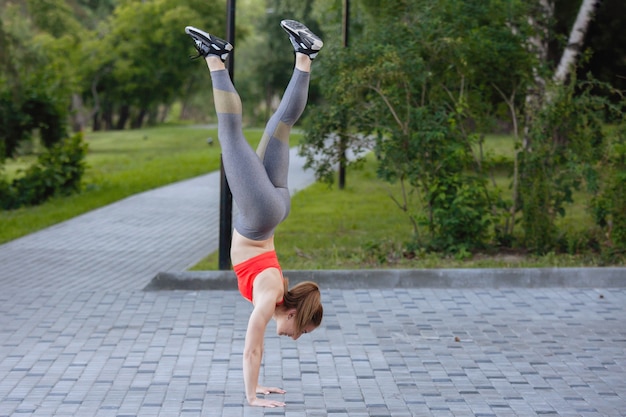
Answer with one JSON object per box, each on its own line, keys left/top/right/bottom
{"left": 343, "top": 0, "right": 350, "bottom": 48}
{"left": 338, "top": 0, "right": 350, "bottom": 190}
{"left": 218, "top": 0, "right": 236, "bottom": 270}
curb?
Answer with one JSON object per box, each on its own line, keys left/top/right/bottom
{"left": 145, "top": 268, "right": 626, "bottom": 291}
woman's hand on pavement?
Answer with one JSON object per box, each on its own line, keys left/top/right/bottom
{"left": 249, "top": 386, "right": 286, "bottom": 407}
{"left": 248, "top": 397, "right": 286, "bottom": 407}
{"left": 256, "top": 385, "right": 286, "bottom": 395}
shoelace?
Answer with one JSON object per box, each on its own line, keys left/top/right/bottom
{"left": 188, "top": 38, "right": 205, "bottom": 60}
{"left": 188, "top": 37, "right": 232, "bottom": 61}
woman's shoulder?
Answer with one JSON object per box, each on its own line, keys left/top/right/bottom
{"left": 253, "top": 268, "right": 285, "bottom": 306}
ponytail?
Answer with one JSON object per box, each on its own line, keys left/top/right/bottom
{"left": 282, "top": 279, "right": 323, "bottom": 332}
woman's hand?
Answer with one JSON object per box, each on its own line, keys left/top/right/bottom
{"left": 248, "top": 397, "right": 286, "bottom": 407}
{"left": 249, "top": 386, "right": 286, "bottom": 407}
{"left": 256, "top": 385, "right": 286, "bottom": 395}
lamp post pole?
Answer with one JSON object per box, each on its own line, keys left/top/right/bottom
{"left": 338, "top": 0, "right": 350, "bottom": 189}
{"left": 218, "top": 0, "right": 236, "bottom": 270}
{"left": 343, "top": 0, "right": 350, "bottom": 48}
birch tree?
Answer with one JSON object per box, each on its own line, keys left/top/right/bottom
{"left": 518, "top": 0, "right": 605, "bottom": 253}
{"left": 553, "top": 0, "right": 601, "bottom": 84}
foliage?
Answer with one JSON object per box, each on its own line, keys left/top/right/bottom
{"left": 0, "top": 133, "right": 88, "bottom": 209}
{"left": 1, "top": 0, "right": 625, "bottom": 262}
{"left": 0, "top": 89, "right": 69, "bottom": 158}
{"left": 0, "top": 1, "right": 81, "bottom": 159}
{"left": 84, "top": 0, "right": 230, "bottom": 130}
{"left": 591, "top": 122, "right": 626, "bottom": 262}
{"left": 519, "top": 75, "right": 622, "bottom": 254}
{"left": 71, "top": 0, "right": 118, "bottom": 29}
{"left": 243, "top": 0, "right": 323, "bottom": 121}
{"left": 1, "top": 125, "right": 619, "bottom": 268}
{"left": 301, "top": 0, "right": 626, "bottom": 258}
{"left": 301, "top": 0, "right": 534, "bottom": 254}
{"left": 0, "top": 91, "right": 27, "bottom": 160}
{"left": 192, "top": 153, "right": 616, "bottom": 270}
{"left": 25, "top": 0, "right": 83, "bottom": 37}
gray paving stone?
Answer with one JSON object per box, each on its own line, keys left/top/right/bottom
{"left": 2, "top": 152, "right": 626, "bottom": 416}
{"left": 0, "top": 288, "right": 624, "bottom": 416}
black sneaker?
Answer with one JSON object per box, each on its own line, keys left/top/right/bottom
{"left": 280, "top": 20, "right": 323, "bottom": 60}
{"left": 185, "top": 26, "right": 233, "bottom": 62}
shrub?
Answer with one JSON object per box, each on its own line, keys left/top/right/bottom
{"left": 592, "top": 130, "right": 626, "bottom": 262}
{"left": 0, "top": 132, "right": 88, "bottom": 209}
{"left": 519, "top": 76, "right": 618, "bottom": 254}
{"left": 0, "top": 90, "right": 68, "bottom": 159}
{"left": 419, "top": 174, "right": 493, "bottom": 255}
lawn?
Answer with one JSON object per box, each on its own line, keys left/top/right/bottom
{"left": 0, "top": 124, "right": 262, "bottom": 244}
{"left": 2, "top": 125, "right": 611, "bottom": 268}
{"left": 192, "top": 152, "right": 606, "bottom": 270}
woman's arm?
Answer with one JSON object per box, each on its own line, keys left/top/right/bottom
{"left": 243, "top": 290, "right": 286, "bottom": 407}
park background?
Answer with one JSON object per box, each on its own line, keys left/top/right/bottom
{"left": 1, "top": 0, "right": 625, "bottom": 269}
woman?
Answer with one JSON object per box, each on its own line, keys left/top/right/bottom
{"left": 185, "top": 20, "right": 324, "bottom": 408}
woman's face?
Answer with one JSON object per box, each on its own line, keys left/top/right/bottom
{"left": 275, "top": 310, "right": 317, "bottom": 340}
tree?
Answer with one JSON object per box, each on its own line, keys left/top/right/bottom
{"left": 302, "top": 0, "right": 535, "bottom": 254}
{"left": 301, "top": 0, "right": 625, "bottom": 257}
{"left": 517, "top": 0, "right": 610, "bottom": 253}
{"left": 553, "top": 0, "right": 600, "bottom": 84}
{"left": 83, "top": 0, "right": 230, "bottom": 130}
{"left": 0, "top": 0, "right": 84, "bottom": 158}
{"left": 299, "top": 0, "right": 371, "bottom": 189}
{"left": 244, "top": 0, "right": 322, "bottom": 122}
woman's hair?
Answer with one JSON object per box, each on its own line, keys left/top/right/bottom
{"left": 282, "top": 279, "right": 323, "bottom": 333}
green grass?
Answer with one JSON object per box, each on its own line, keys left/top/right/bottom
{"left": 192, "top": 153, "right": 608, "bottom": 270}
{"left": 478, "top": 133, "right": 517, "bottom": 159}
{"left": 2, "top": 125, "right": 612, "bottom": 268}
{"left": 0, "top": 124, "right": 263, "bottom": 244}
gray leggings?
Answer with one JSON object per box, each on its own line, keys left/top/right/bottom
{"left": 210, "top": 68, "right": 310, "bottom": 240}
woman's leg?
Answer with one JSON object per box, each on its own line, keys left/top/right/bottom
{"left": 186, "top": 23, "right": 321, "bottom": 241}
{"left": 207, "top": 57, "right": 287, "bottom": 240}
{"left": 254, "top": 54, "right": 312, "bottom": 221}
{"left": 254, "top": 19, "right": 322, "bottom": 194}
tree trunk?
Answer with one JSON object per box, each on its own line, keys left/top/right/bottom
{"left": 89, "top": 75, "right": 102, "bottom": 130}
{"left": 523, "top": 0, "right": 552, "bottom": 151}
{"left": 70, "top": 93, "right": 87, "bottom": 133}
{"left": 159, "top": 104, "right": 170, "bottom": 123}
{"left": 523, "top": 0, "right": 600, "bottom": 147}
{"left": 131, "top": 108, "right": 147, "bottom": 129}
{"left": 116, "top": 104, "right": 130, "bottom": 130}
{"left": 553, "top": 0, "right": 600, "bottom": 84}
{"left": 338, "top": 134, "right": 347, "bottom": 190}
{"left": 517, "top": 0, "right": 600, "bottom": 252}
{"left": 92, "top": 111, "right": 101, "bottom": 131}
{"left": 103, "top": 104, "right": 114, "bottom": 130}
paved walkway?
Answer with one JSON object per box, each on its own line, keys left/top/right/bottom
{"left": 0, "top": 148, "right": 315, "bottom": 292}
{"left": 1, "top": 149, "right": 625, "bottom": 416}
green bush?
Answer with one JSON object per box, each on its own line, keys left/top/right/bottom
{"left": 592, "top": 131, "right": 626, "bottom": 262}
{"left": 519, "top": 77, "right": 618, "bottom": 254}
{"left": 0, "top": 90, "right": 68, "bottom": 159}
{"left": 0, "top": 132, "right": 88, "bottom": 209}
{"left": 419, "top": 174, "right": 493, "bottom": 255}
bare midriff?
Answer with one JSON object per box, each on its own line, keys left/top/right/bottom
{"left": 231, "top": 229, "right": 276, "bottom": 265}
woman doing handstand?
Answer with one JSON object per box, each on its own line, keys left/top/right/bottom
{"left": 185, "top": 20, "right": 324, "bottom": 408}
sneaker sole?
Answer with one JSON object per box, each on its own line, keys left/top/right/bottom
{"left": 185, "top": 26, "right": 233, "bottom": 56}
{"left": 280, "top": 20, "right": 323, "bottom": 52}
